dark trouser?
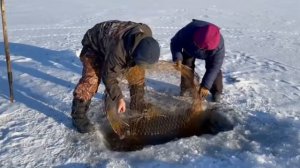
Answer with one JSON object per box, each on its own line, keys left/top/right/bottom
{"left": 209, "top": 70, "right": 223, "bottom": 95}
{"left": 181, "top": 52, "right": 223, "bottom": 95}
{"left": 125, "top": 66, "right": 146, "bottom": 111}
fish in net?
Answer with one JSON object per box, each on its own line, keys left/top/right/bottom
{"left": 98, "top": 61, "right": 234, "bottom": 151}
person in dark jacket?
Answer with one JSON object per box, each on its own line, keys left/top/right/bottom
{"left": 72, "top": 20, "right": 160, "bottom": 133}
{"left": 171, "top": 19, "right": 225, "bottom": 102}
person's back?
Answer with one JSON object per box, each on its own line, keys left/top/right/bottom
{"left": 171, "top": 19, "right": 225, "bottom": 102}
{"left": 81, "top": 20, "right": 152, "bottom": 58}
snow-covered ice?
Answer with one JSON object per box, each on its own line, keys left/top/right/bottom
{"left": 1, "top": 0, "right": 299, "bottom": 167}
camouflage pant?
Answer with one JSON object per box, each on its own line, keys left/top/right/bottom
{"left": 73, "top": 49, "right": 145, "bottom": 102}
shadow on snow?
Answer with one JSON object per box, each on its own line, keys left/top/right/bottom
{"left": 0, "top": 42, "right": 82, "bottom": 129}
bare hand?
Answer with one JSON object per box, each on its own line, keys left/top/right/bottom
{"left": 117, "top": 98, "right": 126, "bottom": 113}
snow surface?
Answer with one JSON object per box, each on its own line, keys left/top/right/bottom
{"left": 1, "top": 0, "right": 300, "bottom": 167}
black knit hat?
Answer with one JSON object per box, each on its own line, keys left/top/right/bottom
{"left": 133, "top": 37, "right": 160, "bottom": 68}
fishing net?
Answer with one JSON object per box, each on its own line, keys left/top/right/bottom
{"left": 98, "top": 61, "right": 234, "bottom": 151}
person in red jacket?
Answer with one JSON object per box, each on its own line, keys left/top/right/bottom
{"left": 171, "top": 19, "right": 225, "bottom": 102}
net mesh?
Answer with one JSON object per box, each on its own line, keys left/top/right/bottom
{"left": 99, "top": 61, "right": 233, "bottom": 151}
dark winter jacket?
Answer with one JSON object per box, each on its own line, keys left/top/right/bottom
{"left": 170, "top": 19, "right": 225, "bottom": 89}
{"left": 81, "top": 20, "right": 152, "bottom": 101}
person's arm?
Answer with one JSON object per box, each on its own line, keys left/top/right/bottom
{"left": 102, "top": 67, "right": 124, "bottom": 102}
{"left": 170, "top": 30, "right": 185, "bottom": 62}
{"left": 102, "top": 53, "right": 124, "bottom": 102}
{"left": 201, "top": 42, "right": 225, "bottom": 89}
{"left": 102, "top": 54, "right": 127, "bottom": 113}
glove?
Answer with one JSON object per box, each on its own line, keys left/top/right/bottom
{"left": 174, "top": 60, "right": 182, "bottom": 71}
{"left": 198, "top": 86, "right": 209, "bottom": 98}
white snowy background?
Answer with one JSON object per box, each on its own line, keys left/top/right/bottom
{"left": 1, "top": 0, "right": 300, "bottom": 167}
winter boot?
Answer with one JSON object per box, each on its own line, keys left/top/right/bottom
{"left": 212, "top": 93, "right": 221, "bottom": 103}
{"left": 129, "top": 84, "right": 147, "bottom": 111}
{"left": 71, "top": 98, "right": 95, "bottom": 133}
